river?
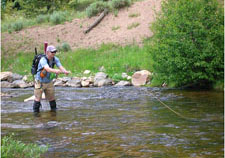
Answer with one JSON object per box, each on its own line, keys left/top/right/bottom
{"left": 1, "top": 86, "right": 224, "bottom": 158}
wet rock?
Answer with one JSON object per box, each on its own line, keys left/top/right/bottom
{"left": 60, "top": 77, "right": 71, "bottom": 83}
{"left": 94, "top": 72, "right": 112, "bottom": 87}
{"left": 0, "top": 72, "right": 23, "bottom": 83}
{"left": 12, "top": 73, "right": 23, "bottom": 81}
{"left": 83, "top": 70, "right": 91, "bottom": 75}
{"left": 54, "top": 79, "right": 66, "bottom": 87}
{"left": 12, "top": 80, "right": 31, "bottom": 88}
{"left": 122, "top": 72, "right": 128, "bottom": 79}
{"left": 131, "top": 70, "right": 152, "bottom": 86}
{"left": 1, "top": 81, "right": 17, "bottom": 88}
{"left": 0, "top": 92, "right": 12, "bottom": 97}
{"left": 127, "top": 76, "right": 132, "bottom": 80}
{"left": 0, "top": 72, "right": 13, "bottom": 82}
{"left": 81, "top": 80, "right": 90, "bottom": 87}
{"left": 115, "top": 81, "right": 131, "bottom": 86}
{"left": 66, "top": 77, "right": 81, "bottom": 87}
{"left": 22, "top": 75, "right": 28, "bottom": 82}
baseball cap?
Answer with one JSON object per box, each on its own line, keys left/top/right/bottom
{"left": 46, "top": 45, "right": 57, "bottom": 52}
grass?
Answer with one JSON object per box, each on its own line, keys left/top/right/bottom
{"left": 1, "top": 133, "right": 48, "bottom": 158}
{"left": 1, "top": 44, "right": 153, "bottom": 82}
{"left": 112, "top": 26, "right": 120, "bottom": 31}
{"left": 127, "top": 22, "right": 140, "bottom": 29}
{"left": 128, "top": 12, "right": 140, "bottom": 17}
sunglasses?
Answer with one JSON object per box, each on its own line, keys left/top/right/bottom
{"left": 51, "top": 51, "right": 57, "bottom": 54}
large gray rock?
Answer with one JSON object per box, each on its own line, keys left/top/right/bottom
{"left": 0, "top": 72, "right": 13, "bottom": 82}
{"left": 66, "top": 77, "right": 81, "bottom": 87}
{"left": 131, "top": 70, "right": 152, "bottom": 86}
{"left": 12, "top": 80, "right": 30, "bottom": 88}
{"left": 94, "top": 72, "right": 112, "bottom": 87}
{"left": 0, "top": 72, "right": 23, "bottom": 83}
{"left": 1, "top": 81, "right": 16, "bottom": 88}
{"left": 115, "top": 81, "right": 131, "bottom": 86}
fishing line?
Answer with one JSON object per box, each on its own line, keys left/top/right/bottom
{"left": 150, "top": 90, "right": 200, "bottom": 122}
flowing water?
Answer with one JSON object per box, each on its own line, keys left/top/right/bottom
{"left": 1, "top": 87, "right": 224, "bottom": 158}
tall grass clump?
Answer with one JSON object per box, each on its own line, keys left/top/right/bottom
{"left": 1, "top": 52, "right": 34, "bottom": 75}
{"left": 57, "top": 42, "right": 72, "bottom": 52}
{"left": 149, "top": 0, "right": 224, "bottom": 88}
{"left": 1, "top": 133, "right": 48, "bottom": 158}
{"left": 110, "top": 0, "right": 131, "bottom": 9}
{"left": 86, "top": 1, "right": 109, "bottom": 17}
{"left": 49, "top": 11, "right": 68, "bottom": 25}
{"left": 36, "top": 14, "right": 50, "bottom": 24}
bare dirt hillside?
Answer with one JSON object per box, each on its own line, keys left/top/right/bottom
{"left": 2, "top": 0, "right": 161, "bottom": 53}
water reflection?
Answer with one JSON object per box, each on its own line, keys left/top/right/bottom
{"left": 1, "top": 87, "right": 224, "bottom": 158}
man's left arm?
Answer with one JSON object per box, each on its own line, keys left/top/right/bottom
{"left": 55, "top": 57, "right": 70, "bottom": 75}
{"left": 59, "top": 66, "right": 70, "bottom": 75}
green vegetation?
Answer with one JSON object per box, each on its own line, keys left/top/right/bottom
{"left": 1, "top": 0, "right": 134, "bottom": 32}
{"left": 128, "top": 12, "right": 140, "bottom": 18}
{"left": 1, "top": 133, "right": 48, "bottom": 158}
{"left": 57, "top": 42, "right": 72, "bottom": 52}
{"left": 1, "top": 44, "right": 152, "bottom": 82}
{"left": 1, "top": 0, "right": 224, "bottom": 90}
{"left": 127, "top": 22, "right": 140, "bottom": 29}
{"left": 112, "top": 26, "right": 120, "bottom": 31}
{"left": 149, "top": 0, "right": 224, "bottom": 88}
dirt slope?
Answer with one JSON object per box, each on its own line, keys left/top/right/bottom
{"left": 2, "top": 0, "right": 161, "bottom": 53}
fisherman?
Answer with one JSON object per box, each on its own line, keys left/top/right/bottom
{"left": 33, "top": 45, "right": 70, "bottom": 113}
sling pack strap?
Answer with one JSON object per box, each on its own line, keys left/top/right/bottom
{"left": 37, "top": 56, "right": 55, "bottom": 73}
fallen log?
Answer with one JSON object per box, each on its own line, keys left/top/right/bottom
{"left": 84, "top": 9, "right": 108, "bottom": 34}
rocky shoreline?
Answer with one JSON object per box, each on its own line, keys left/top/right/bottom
{"left": 1, "top": 70, "right": 155, "bottom": 89}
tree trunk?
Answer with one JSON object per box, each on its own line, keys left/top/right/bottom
{"left": 84, "top": 9, "right": 108, "bottom": 34}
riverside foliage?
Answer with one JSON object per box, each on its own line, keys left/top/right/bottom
{"left": 1, "top": 133, "right": 48, "bottom": 158}
{"left": 149, "top": 0, "right": 224, "bottom": 88}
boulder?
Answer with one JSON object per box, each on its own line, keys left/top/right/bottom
{"left": 66, "top": 77, "right": 81, "bottom": 87}
{"left": 94, "top": 72, "right": 112, "bottom": 87}
{"left": 121, "top": 72, "right": 128, "bottom": 79}
{"left": 131, "top": 70, "right": 152, "bottom": 86}
{"left": 54, "top": 79, "right": 66, "bottom": 87}
{"left": 127, "top": 76, "right": 132, "bottom": 80}
{"left": 0, "top": 72, "right": 23, "bottom": 83}
{"left": 0, "top": 72, "right": 13, "bottom": 82}
{"left": 81, "top": 80, "right": 90, "bottom": 87}
{"left": 12, "top": 80, "right": 30, "bottom": 88}
{"left": 83, "top": 70, "right": 91, "bottom": 75}
{"left": 1, "top": 81, "right": 16, "bottom": 88}
{"left": 115, "top": 81, "right": 131, "bottom": 86}
{"left": 12, "top": 73, "right": 23, "bottom": 81}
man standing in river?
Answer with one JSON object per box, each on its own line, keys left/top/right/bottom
{"left": 33, "top": 45, "right": 70, "bottom": 113}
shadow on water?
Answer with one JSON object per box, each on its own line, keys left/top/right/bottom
{"left": 1, "top": 87, "right": 224, "bottom": 158}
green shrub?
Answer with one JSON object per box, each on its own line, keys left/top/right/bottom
{"left": 127, "top": 22, "right": 140, "bottom": 29}
{"left": 36, "top": 14, "right": 50, "bottom": 23}
{"left": 57, "top": 42, "right": 72, "bottom": 52}
{"left": 110, "top": 0, "right": 131, "bottom": 9}
{"left": 11, "top": 20, "right": 24, "bottom": 31}
{"left": 1, "top": 133, "right": 48, "bottom": 158}
{"left": 149, "top": 0, "right": 224, "bottom": 88}
{"left": 86, "top": 1, "right": 109, "bottom": 18}
{"left": 49, "top": 11, "right": 68, "bottom": 25}
{"left": 61, "top": 42, "right": 72, "bottom": 52}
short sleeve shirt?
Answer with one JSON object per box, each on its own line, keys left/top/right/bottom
{"left": 35, "top": 56, "right": 62, "bottom": 83}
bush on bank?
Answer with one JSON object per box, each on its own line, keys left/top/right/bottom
{"left": 149, "top": 0, "right": 224, "bottom": 88}
{"left": 1, "top": 133, "right": 48, "bottom": 158}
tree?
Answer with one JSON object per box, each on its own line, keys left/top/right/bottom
{"left": 149, "top": 0, "right": 224, "bottom": 88}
